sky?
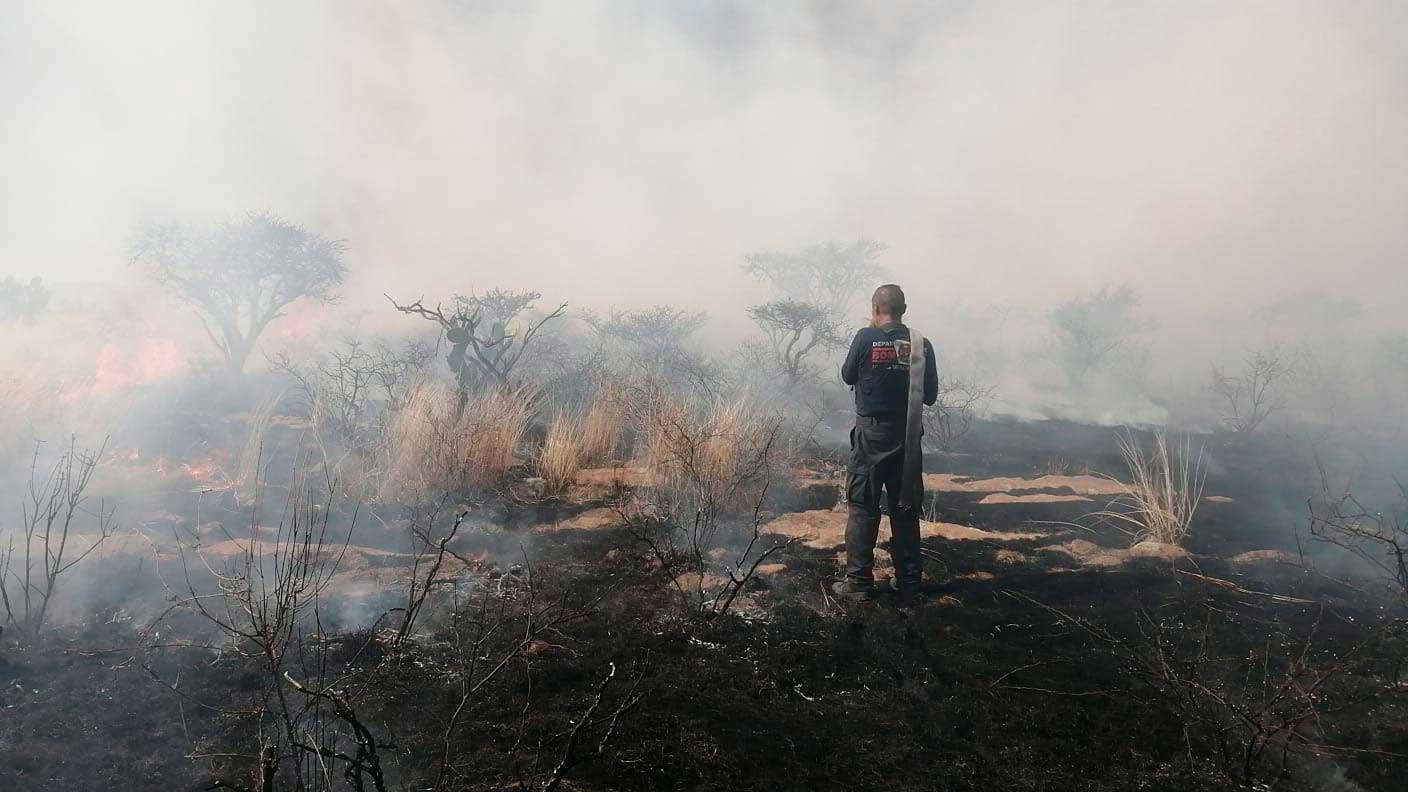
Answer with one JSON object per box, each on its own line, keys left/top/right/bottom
{"left": 3, "top": 0, "right": 1407, "bottom": 336}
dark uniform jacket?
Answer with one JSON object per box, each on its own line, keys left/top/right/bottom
{"left": 840, "top": 322, "right": 939, "bottom": 418}
{"left": 840, "top": 322, "right": 939, "bottom": 475}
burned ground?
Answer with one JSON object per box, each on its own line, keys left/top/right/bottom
{"left": 2, "top": 418, "right": 1404, "bottom": 791}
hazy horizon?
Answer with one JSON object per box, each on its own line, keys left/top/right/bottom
{"left": 4, "top": 1, "right": 1406, "bottom": 335}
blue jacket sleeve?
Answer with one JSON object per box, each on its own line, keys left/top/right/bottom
{"left": 841, "top": 329, "right": 867, "bottom": 385}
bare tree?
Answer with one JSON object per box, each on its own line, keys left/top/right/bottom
{"left": 130, "top": 213, "right": 348, "bottom": 375}
{"left": 0, "top": 437, "right": 114, "bottom": 639}
{"left": 1211, "top": 349, "right": 1293, "bottom": 434}
{"left": 745, "top": 299, "right": 844, "bottom": 384}
{"left": 1046, "top": 285, "right": 1149, "bottom": 387}
{"left": 271, "top": 338, "right": 432, "bottom": 443}
{"left": 742, "top": 238, "right": 888, "bottom": 318}
{"left": 583, "top": 305, "right": 708, "bottom": 357}
{"left": 583, "top": 305, "right": 718, "bottom": 395}
{"left": 0, "top": 275, "right": 51, "bottom": 324}
{"left": 389, "top": 289, "right": 566, "bottom": 394}
{"left": 153, "top": 471, "right": 380, "bottom": 791}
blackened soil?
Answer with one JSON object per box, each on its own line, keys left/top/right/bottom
{"left": 3, "top": 418, "right": 1406, "bottom": 791}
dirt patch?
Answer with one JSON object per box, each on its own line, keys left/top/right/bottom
{"left": 539, "top": 507, "right": 623, "bottom": 532}
{"left": 1229, "top": 549, "right": 1296, "bottom": 564}
{"left": 1203, "top": 495, "right": 1235, "bottom": 503}
{"left": 763, "top": 510, "right": 1048, "bottom": 549}
{"left": 1041, "top": 538, "right": 1189, "bottom": 567}
{"left": 978, "top": 493, "right": 1093, "bottom": 504}
{"left": 574, "top": 466, "right": 650, "bottom": 489}
{"left": 925, "top": 473, "right": 1127, "bottom": 496}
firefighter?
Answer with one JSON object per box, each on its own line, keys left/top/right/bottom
{"left": 832, "top": 284, "right": 938, "bottom": 602}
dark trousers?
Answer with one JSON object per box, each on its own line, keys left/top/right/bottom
{"left": 845, "top": 417, "right": 923, "bottom": 586}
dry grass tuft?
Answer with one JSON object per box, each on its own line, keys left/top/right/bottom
{"left": 1092, "top": 430, "right": 1206, "bottom": 546}
{"left": 382, "top": 383, "right": 538, "bottom": 500}
{"left": 578, "top": 383, "right": 627, "bottom": 465}
{"left": 538, "top": 411, "right": 586, "bottom": 495}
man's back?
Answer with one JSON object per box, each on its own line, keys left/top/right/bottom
{"left": 840, "top": 322, "right": 939, "bottom": 418}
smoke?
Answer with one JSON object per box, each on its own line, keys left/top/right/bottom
{"left": 2, "top": 1, "right": 1405, "bottom": 321}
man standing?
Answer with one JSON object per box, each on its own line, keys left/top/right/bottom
{"left": 833, "top": 284, "right": 938, "bottom": 602}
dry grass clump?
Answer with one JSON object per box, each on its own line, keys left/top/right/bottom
{"left": 1092, "top": 430, "right": 1206, "bottom": 546}
{"left": 636, "top": 394, "right": 786, "bottom": 527}
{"left": 382, "top": 383, "right": 538, "bottom": 500}
{"left": 538, "top": 411, "right": 586, "bottom": 495}
{"left": 534, "top": 384, "right": 628, "bottom": 498}
{"left": 578, "top": 383, "right": 628, "bottom": 466}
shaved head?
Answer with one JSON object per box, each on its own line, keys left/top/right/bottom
{"left": 872, "top": 284, "right": 907, "bottom": 319}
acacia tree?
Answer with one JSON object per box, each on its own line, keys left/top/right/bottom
{"left": 0, "top": 276, "right": 51, "bottom": 324}
{"left": 583, "top": 305, "right": 715, "bottom": 393}
{"left": 742, "top": 238, "right": 888, "bottom": 318}
{"left": 1046, "top": 285, "right": 1149, "bottom": 387}
{"left": 584, "top": 305, "right": 708, "bottom": 357}
{"left": 742, "top": 238, "right": 885, "bottom": 384}
{"left": 746, "top": 299, "right": 844, "bottom": 384}
{"left": 130, "top": 212, "right": 348, "bottom": 375}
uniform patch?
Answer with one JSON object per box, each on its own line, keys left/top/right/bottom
{"left": 870, "top": 340, "right": 910, "bottom": 368}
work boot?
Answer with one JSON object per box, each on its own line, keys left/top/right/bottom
{"left": 831, "top": 577, "right": 874, "bottom": 600}
{"left": 889, "top": 576, "right": 921, "bottom": 607}
{"left": 887, "top": 576, "right": 921, "bottom": 593}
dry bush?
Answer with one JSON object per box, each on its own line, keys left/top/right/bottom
{"left": 382, "top": 383, "right": 538, "bottom": 501}
{"left": 637, "top": 395, "right": 787, "bottom": 525}
{"left": 622, "top": 386, "right": 796, "bottom": 615}
{"left": 1, "top": 437, "right": 115, "bottom": 639}
{"left": 922, "top": 377, "right": 996, "bottom": 452}
{"left": 1091, "top": 430, "right": 1206, "bottom": 546}
{"left": 1306, "top": 474, "right": 1408, "bottom": 600}
{"left": 1211, "top": 349, "right": 1292, "bottom": 434}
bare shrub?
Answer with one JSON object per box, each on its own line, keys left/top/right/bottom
{"left": 382, "top": 383, "right": 538, "bottom": 501}
{"left": 1011, "top": 592, "right": 1390, "bottom": 790}
{"left": 1089, "top": 431, "right": 1206, "bottom": 546}
{"left": 1305, "top": 473, "right": 1408, "bottom": 600}
{"left": 1, "top": 437, "right": 115, "bottom": 639}
{"left": 622, "top": 388, "right": 797, "bottom": 615}
{"left": 271, "top": 338, "right": 434, "bottom": 497}
{"left": 921, "top": 377, "right": 996, "bottom": 452}
{"left": 1211, "top": 349, "right": 1292, "bottom": 434}
{"left": 154, "top": 471, "right": 379, "bottom": 791}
